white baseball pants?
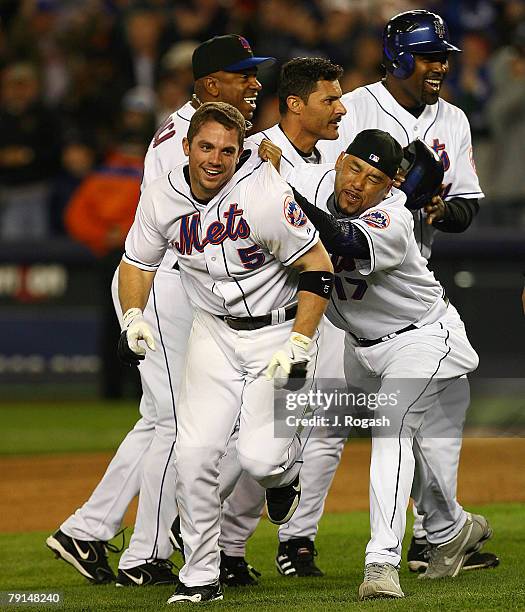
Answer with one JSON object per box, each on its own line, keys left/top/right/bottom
{"left": 62, "top": 267, "right": 192, "bottom": 568}
{"left": 344, "top": 304, "right": 478, "bottom": 567}
{"left": 175, "top": 308, "right": 319, "bottom": 586}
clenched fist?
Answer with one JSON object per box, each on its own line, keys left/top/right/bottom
{"left": 118, "top": 308, "right": 155, "bottom": 366}
{"left": 266, "top": 332, "right": 311, "bottom": 390}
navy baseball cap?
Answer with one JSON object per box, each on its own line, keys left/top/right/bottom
{"left": 192, "top": 35, "right": 275, "bottom": 80}
{"left": 346, "top": 129, "right": 403, "bottom": 179}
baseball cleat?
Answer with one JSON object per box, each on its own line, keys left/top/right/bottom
{"left": 115, "top": 559, "right": 179, "bottom": 586}
{"left": 276, "top": 538, "right": 324, "bottom": 577}
{"left": 407, "top": 536, "right": 431, "bottom": 572}
{"left": 46, "top": 529, "right": 116, "bottom": 584}
{"left": 167, "top": 580, "right": 223, "bottom": 604}
{"left": 462, "top": 551, "right": 500, "bottom": 571}
{"left": 169, "top": 516, "right": 185, "bottom": 560}
{"left": 219, "top": 551, "right": 261, "bottom": 586}
{"left": 407, "top": 535, "right": 499, "bottom": 573}
{"left": 420, "top": 513, "right": 492, "bottom": 579}
{"left": 265, "top": 476, "right": 301, "bottom": 525}
{"left": 358, "top": 563, "right": 404, "bottom": 600}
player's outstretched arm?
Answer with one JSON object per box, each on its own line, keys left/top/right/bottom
{"left": 290, "top": 242, "right": 334, "bottom": 339}
{"left": 118, "top": 260, "right": 156, "bottom": 314}
{"left": 266, "top": 242, "right": 334, "bottom": 389}
{"left": 117, "top": 261, "right": 157, "bottom": 365}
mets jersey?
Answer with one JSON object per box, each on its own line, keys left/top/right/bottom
{"left": 288, "top": 164, "right": 446, "bottom": 339}
{"left": 317, "top": 81, "right": 484, "bottom": 258}
{"left": 124, "top": 155, "right": 318, "bottom": 317}
{"left": 247, "top": 123, "right": 330, "bottom": 174}
{"left": 141, "top": 102, "right": 195, "bottom": 273}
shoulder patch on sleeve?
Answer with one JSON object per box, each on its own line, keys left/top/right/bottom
{"left": 284, "top": 196, "right": 307, "bottom": 227}
{"left": 361, "top": 209, "right": 390, "bottom": 229}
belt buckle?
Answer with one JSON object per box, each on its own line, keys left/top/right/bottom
{"left": 380, "top": 332, "right": 398, "bottom": 343}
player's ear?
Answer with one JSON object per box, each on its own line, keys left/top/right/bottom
{"left": 237, "top": 146, "right": 243, "bottom": 164}
{"left": 286, "top": 95, "right": 303, "bottom": 115}
{"left": 335, "top": 151, "right": 346, "bottom": 172}
{"left": 204, "top": 76, "right": 220, "bottom": 98}
{"left": 182, "top": 137, "right": 190, "bottom": 157}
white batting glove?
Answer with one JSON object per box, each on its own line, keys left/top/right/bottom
{"left": 266, "top": 332, "right": 311, "bottom": 390}
{"left": 122, "top": 308, "right": 156, "bottom": 356}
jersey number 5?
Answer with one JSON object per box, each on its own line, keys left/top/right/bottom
{"left": 238, "top": 245, "right": 265, "bottom": 270}
{"left": 334, "top": 276, "right": 368, "bottom": 301}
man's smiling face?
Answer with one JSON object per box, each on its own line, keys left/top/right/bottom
{"left": 183, "top": 120, "right": 242, "bottom": 201}
{"left": 396, "top": 52, "right": 450, "bottom": 107}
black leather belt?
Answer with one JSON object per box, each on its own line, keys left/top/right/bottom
{"left": 354, "top": 324, "right": 418, "bottom": 348}
{"left": 354, "top": 292, "right": 449, "bottom": 348}
{"left": 222, "top": 305, "right": 297, "bottom": 331}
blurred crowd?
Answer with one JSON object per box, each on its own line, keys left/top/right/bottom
{"left": 0, "top": 0, "right": 524, "bottom": 246}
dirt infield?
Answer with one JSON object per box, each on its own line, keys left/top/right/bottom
{"left": 2, "top": 438, "right": 524, "bottom": 533}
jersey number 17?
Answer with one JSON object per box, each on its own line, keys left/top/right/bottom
{"left": 331, "top": 255, "right": 367, "bottom": 301}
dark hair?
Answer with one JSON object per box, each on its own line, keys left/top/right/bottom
{"left": 278, "top": 57, "right": 344, "bottom": 115}
{"left": 187, "top": 102, "right": 246, "bottom": 148}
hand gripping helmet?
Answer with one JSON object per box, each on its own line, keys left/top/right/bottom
{"left": 399, "top": 139, "right": 444, "bottom": 210}
{"left": 383, "top": 10, "right": 461, "bottom": 79}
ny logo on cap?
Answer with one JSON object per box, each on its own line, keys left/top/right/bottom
{"left": 369, "top": 154, "right": 380, "bottom": 163}
{"left": 434, "top": 19, "right": 445, "bottom": 38}
{"left": 238, "top": 36, "right": 252, "bottom": 51}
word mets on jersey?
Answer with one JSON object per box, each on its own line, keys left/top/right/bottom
{"left": 124, "top": 155, "right": 318, "bottom": 317}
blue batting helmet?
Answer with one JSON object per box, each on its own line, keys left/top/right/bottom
{"left": 383, "top": 10, "right": 461, "bottom": 80}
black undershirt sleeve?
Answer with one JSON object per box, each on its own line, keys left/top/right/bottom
{"left": 292, "top": 187, "right": 370, "bottom": 259}
{"left": 433, "top": 197, "right": 479, "bottom": 233}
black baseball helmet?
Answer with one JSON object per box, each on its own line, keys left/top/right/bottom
{"left": 399, "top": 139, "right": 444, "bottom": 210}
{"left": 383, "top": 10, "right": 461, "bottom": 79}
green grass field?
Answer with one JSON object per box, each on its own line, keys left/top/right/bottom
{"left": 1, "top": 394, "right": 523, "bottom": 455}
{"left": 1, "top": 505, "right": 524, "bottom": 611}
{"left": 0, "top": 402, "right": 139, "bottom": 454}
{"left": 1, "top": 401, "right": 524, "bottom": 610}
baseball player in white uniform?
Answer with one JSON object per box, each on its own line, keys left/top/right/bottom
{"left": 317, "top": 9, "right": 499, "bottom": 573}
{"left": 46, "top": 35, "right": 277, "bottom": 587}
{"left": 287, "top": 128, "right": 491, "bottom": 599}
{"left": 120, "top": 102, "right": 334, "bottom": 603}
{"left": 219, "top": 57, "right": 348, "bottom": 578}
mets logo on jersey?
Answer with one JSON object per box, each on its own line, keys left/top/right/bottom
{"left": 284, "top": 196, "right": 307, "bottom": 227}
{"left": 361, "top": 209, "right": 390, "bottom": 229}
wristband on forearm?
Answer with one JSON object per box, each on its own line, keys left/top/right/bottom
{"left": 298, "top": 271, "right": 334, "bottom": 299}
